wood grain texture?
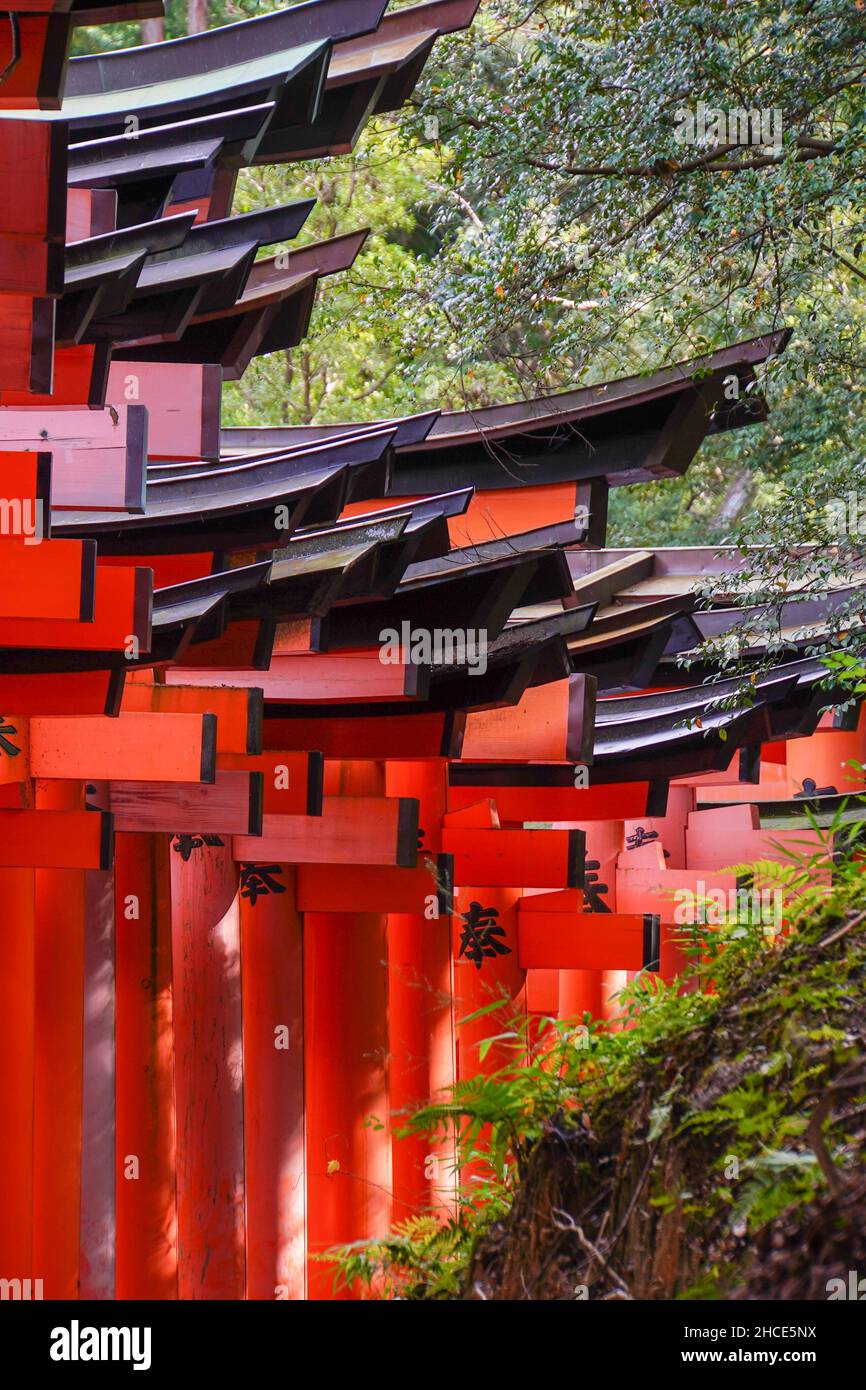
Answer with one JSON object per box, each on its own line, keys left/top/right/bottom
{"left": 30, "top": 711, "right": 215, "bottom": 783}
{"left": 233, "top": 795, "right": 419, "bottom": 867}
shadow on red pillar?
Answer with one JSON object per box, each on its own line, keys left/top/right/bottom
{"left": 170, "top": 839, "right": 244, "bottom": 1299}
{"left": 115, "top": 832, "right": 177, "bottom": 1300}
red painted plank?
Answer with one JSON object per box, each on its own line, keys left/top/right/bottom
{"left": 0, "top": 15, "right": 68, "bottom": 110}
{"left": 0, "top": 237, "right": 63, "bottom": 296}
{"left": 0, "top": 670, "right": 119, "bottom": 717}
{"left": 109, "top": 770, "right": 262, "bottom": 836}
{"left": 0, "top": 345, "right": 108, "bottom": 408}
{"left": 0, "top": 121, "right": 65, "bottom": 239}
{"left": 122, "top": 681, "right": 262, "bottom": 756}
{"left": 446, "top": 780, "right": 659, "bottom": 822}
{"left": 219, "top": 750, "right": 323, "bottom": 816}
{"left": 65, "top": 188, "right": 116, "bottom": 243}
{"left": 461, "top": 675, "right": 595, "bottom": 763}
{"left": 30, "top": 711, "right": 216, "bottom": 783}
{"left": 296, "top": 857, "right": 452, "bottom": 915}
{"left": 443, "top": 826, "right": 584, "bottom": 888}
{"left": 0, "top": 537, "right": 94, "bottom": 621}
{"left": 442, "top": 797, "right": 500, "bottom": 829}
{"left": 0, "top": 448, "right": 49, "bottom": 505}
{"left": 108, "top": 361, "right": 221, "bottom": 461}
{"left": 98, "top": 551, "right": 215, "bottom": 588}
{"left": 0, "top": 295, "right": 54, "bottom": 393}
{"left": 518, "top": 904, "right": 658, "bottom": 971}
{"left": 0, "top": 564, "right": 150, "bottom": 652}
{"left": 233, "top": 797, "right": 419, "bottom": 867}
{"left": 685, "top": 804, "right": 825, "bottom": 871}
{"left": 616, "top": 862, "right": 738, "bottom": 977}
{"left": 179, "top": 620, "right": 269, "bottom": 670}
{"left": 264, "top": 710, "right": 464, "bottom": 759}
{"left": 0, "top": 809, "right": 112, "bottom": 868}
{"left": 0, "top": 404, "right": 146, "bottom": 511}
{"left": 168, "top": 654, "right": 420, "bottom": 702}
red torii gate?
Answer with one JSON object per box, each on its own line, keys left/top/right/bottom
{"left": 0, "top": 1, "right": 861, "bottom": 1305}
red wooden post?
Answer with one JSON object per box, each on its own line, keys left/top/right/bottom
{"left": 555, "top": 816, "right": 621, "bottom": 1024}
{"left": 170, "top": 838, "right": 245, "bottom": 1298}
{"left": 453, "top": 886, "right": 526, "bottom": 1080}
{"left": 240, "top": 865, "right": 306, "bottom": 1300}
{"left": 80, "top": 846, "right": 117, "bottom": 1298}
{"left": 385, "top": 759, "right": 455, "bottom": 1219}
{"left": 0, "top": 868, "right": 36, "bottom": 1285}
{"left": 33, "top": 778, "right": 85, "bottom": 1300}
{"left": 305, "top": 761, "right": 392, "bottom": 1299}
{"left": 114, "top": 832, "right": 178, "bottom": 1300}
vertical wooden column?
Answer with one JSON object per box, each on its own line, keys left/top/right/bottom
{"left": 171, "top": 838, "right": 245, "bottom": 1299}
{"left": 452, "top": 885, "right": 526, "bottom": 1197}
{"left": 80, "top": 855, "right": 117, "bottom": 1298}
{"left": 305, "top": 760, "right": 392, "bottom": 1299}
{"left": 385, "top": 759, "right": 455, "bottom": 1220}
{"left": 33, "top": 779, "right": 85, "bottom": 1300}
{"left": 452, "top": 886, "right": 526, "bottom": 1081}
{"left": 527, "top": 968, "right": 560, "bottom": 1055}
{"left": 115, "top": 831, "right": 177, "bottom": 1300}
{"left": 558, "top": 969, "right": 604, "bottom": 1021}
{"left": 241, "top": 864, "right": 306, "bottom": 1300}
{"left": 0, "top": 868, "right": 36, "bottom": 1284}
{"left": 558, "top": 818, "right": 621, "bottom": 1025}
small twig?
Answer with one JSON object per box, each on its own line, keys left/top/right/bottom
{"left": 806, "top": 1094, "right": 842, "bottom": 1194}
{"left": 818, "top": 908, "right": 866, "bottom": 949}
{"left": 550, "top": 1207, "right": 632, "bottom": 1297}
{"left": 805, "top": 1064, "right": 866, "bottom": 1194}
{"left": 607, "top": 1148, "right": 655, "bottom": 1252}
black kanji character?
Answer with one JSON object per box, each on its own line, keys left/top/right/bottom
{"left": 795, "top": 777, "right": 837, "bottom": 799}
{"left": 240, "top": 863, "right": 287, "bottom": 906}
{"left": 457, "top": 901, "right": 511, "bottom": 970}
{"left": 171, "top": 833, "right": 225, "bottom": 862}
{"left": 583, "top": 856, "right": 611, "bottom": 913}
{"left": 0, "top": 717, "right": 21, "bottom": 758}
{"left": 626, "top": 826, "right": 659, "bottom": 850}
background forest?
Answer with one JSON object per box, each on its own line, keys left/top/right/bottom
{"left": 74, "top": 0, "right": 866, "bottom": 556}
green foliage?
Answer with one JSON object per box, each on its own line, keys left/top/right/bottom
{"left": 328, "top": 824, "right": 866, "bottom": 1298}
{"left": 78, "top": 5, "right": 866, "bottom": 590}
{"left": 70, "top": 0, "right": 284, "bottom": 55}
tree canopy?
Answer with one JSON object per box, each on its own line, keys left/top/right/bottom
{"left": 77, "top": 1, "right": 866, "bottom": 666}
